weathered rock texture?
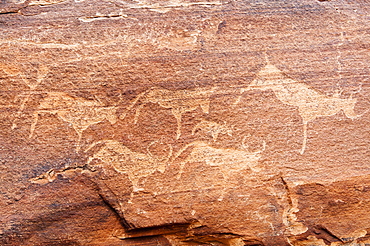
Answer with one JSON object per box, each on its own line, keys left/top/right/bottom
{"left": 1, "top": 0, "right": 370, "bottom": 245}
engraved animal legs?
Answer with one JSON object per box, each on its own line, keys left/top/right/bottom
{"left": 29, "top": 111, "right": 40, "bottom": 138}
{"left": 128, "top": 180, "right": 143, "bottom": 204}
{"left": 12, "top": 92, "right": 31, "bottom": 130}
{"left": 120, "top": 91, "right": 147, "bottom": 120}
{"left": 75, "top": 132, "right": 83, "bottom": 153}
{"left": 176, "top": 161, "right": 186, "bottom": 180}
{"left": 171, "top": 109, "right": 183, "bottom": 140}
{"left": 133, "top": 104, "right": 145, "bottom": 124}
{"left": 300, "top": 122, "right": 308, "bottom": 155}
{"left": 233, "top": 89, "right": 245, "bottom": 105}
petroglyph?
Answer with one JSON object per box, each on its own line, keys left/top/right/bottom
{"left": 29, "top": 92, "right": 118, "bottom": 152}
{"left": 175, "top": 139, "right": 265, "bottom": 180}
{"left": 0, "top": 62, "right": 49, "bottom": 129}
{"left": 0, "top": 63, "right": 22, "bottom": 77}
{"left": 121, "top": 87, "right": 216, "bottom": 139}
{"left": 29, "top": 165, "right": 93, "bottom": 185}
{"left": 174, "top": 139, "right": 265, "bottom": 200}
{"left": 192, "top": 119, "right": 232, "bottom": 141}
{"left": 85, "top": 140, "right": 173, "bottom": 200}
{"left": 237, "top": 60, "right": 366, "bottom": 154}
{"left": 0, "top": 62, "right": 49, "bottom": 95}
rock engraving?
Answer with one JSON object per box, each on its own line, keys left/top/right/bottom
{"left": 85, "top": 140, "right": 173, "bottom": 196}
{"left": 175, "top": 139, "right": 265, "bottom": 180}
{"left": 121, "top": 87, "right": 216, "bottom": 139}
{"left": 29, "top": 92, "right": 118, "bottom": 152}
{"left": 237, "top": 60, "right": 365, "bottom": 154}
{"left": 29, "top": 166, "right": 92, "bottom": 185}
{"left": 192, "top": 119, "right": 232, "bottom": 141}
{"left": 0, "top": 63, "right": 49, "bottom": 129}
{"left": 174, "top": 139, "right": 265, "bottom": 200}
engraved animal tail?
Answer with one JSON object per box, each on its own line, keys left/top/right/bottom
{"left": 233, "top": 80, "right": 259, "bottom": 105}
{"left": 173, "top": 141, "right": 205, "bottom": 179}
{"left": 147, "top": 140, "right": 173, "bottom": 173}
{"left": 233, "top": 88, "right": 246, "bottom": 106}
{"left": 172, "top": 109, "right": 183, "bottom": 140}
{"left": 84, "top": 140, "right": 110, "bottom": 167}
{"left": 119, "top": 91, "right": 147, "bottom": 120}
{"left": 85, "top": 140, "right": 109, "bottom": 153}
{"left": 233, "top": 53, "right": 270, "bottom": 106}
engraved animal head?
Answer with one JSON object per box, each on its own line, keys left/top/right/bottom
{"left": 176, "top": 139, "right": 265, "bottom": 180}
{"left": 29, "top": 92, "right": 119, "bottom": 152}
{"left": 99, "top": 106, "right": 118, "bottom": 125}
{"left": 85, "top": 139, "right": 173, "bottom": 191}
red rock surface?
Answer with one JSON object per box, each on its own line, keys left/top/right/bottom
{"left": 1, "top": 0, "right": 370, "bottom": 245}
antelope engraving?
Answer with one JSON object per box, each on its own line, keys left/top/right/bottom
{"left": 0, "top": 63, "right": 49, "bottom": 129}
{"left": 29, "top": 92, "right": 118, "bottom": 152}
{"left": 85, "top": 140, "right": 173, "bottom": 201}
{"left": 175, "top": 138, "right": 265, "bottom": 180}
{"left": 121, "top": 87, "right": 216, "bottom": 139}
{"left": 174, "top": 138, "right": 265, "bottom": 200}
{"left": 192, "top": 119, "right": 232, "bottom": 141}
{"left": 237, "top": 61, "right": 365, "bottom": 154}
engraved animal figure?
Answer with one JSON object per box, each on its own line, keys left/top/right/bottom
{"left": 174, "top": 139, "right": 265, "bottom": 200}
{"left": 29, "top": 165, "right": 91, "bottom": 185}
{"left": 85, "top": 140, "right": 172, "bottom": 201}
{"left": 0, "top": 62, "right": 47, "bottom": 91}
{"left": 121, "top": 87, "right": 216, "bottom": 139}
{"left": 192, "top": 119, "right": 232, "bottom": 141}
{"left": 175, "top": 139, "right": 265, "bottom": 180}
{"left": 0, "top": 63, "right": 49, "bottom": 129}
{"left": 238, "top": 62, "right": 365, "bottom": 154}
{"left": 29, "top": 92, "right": 118, "bottom": 152}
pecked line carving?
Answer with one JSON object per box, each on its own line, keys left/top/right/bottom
{"left": 174, "top": 138, "right": 265, "bottom": 201}
{"left": 81, "top": 136, "right": 264, "bottom": 202}
{"left": 175, "top": 139, "right": 265, "bottom": 180}
{"left": 85, "top": 139, "right": 173, "bottom": 201}
{"left": 29, "top": 92, "right": 119, "bottom": 152}
{"left": 236, "top": 59, "right": 366, "bottom": 154}
{"left": 192, "top": 119, "right": 233, "bottom": 141}
{"left": 173, "top": 139, "right": 265, "bottom": 200}
{"left": 0, "top": 62, "right": 49, "bottom": 129}
{"left": 121, "top": 87, "right": 217, "bottom": 139}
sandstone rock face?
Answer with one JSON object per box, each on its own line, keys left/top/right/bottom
{"left": 1, "top": 0, "right": 370, "bottom": 245}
